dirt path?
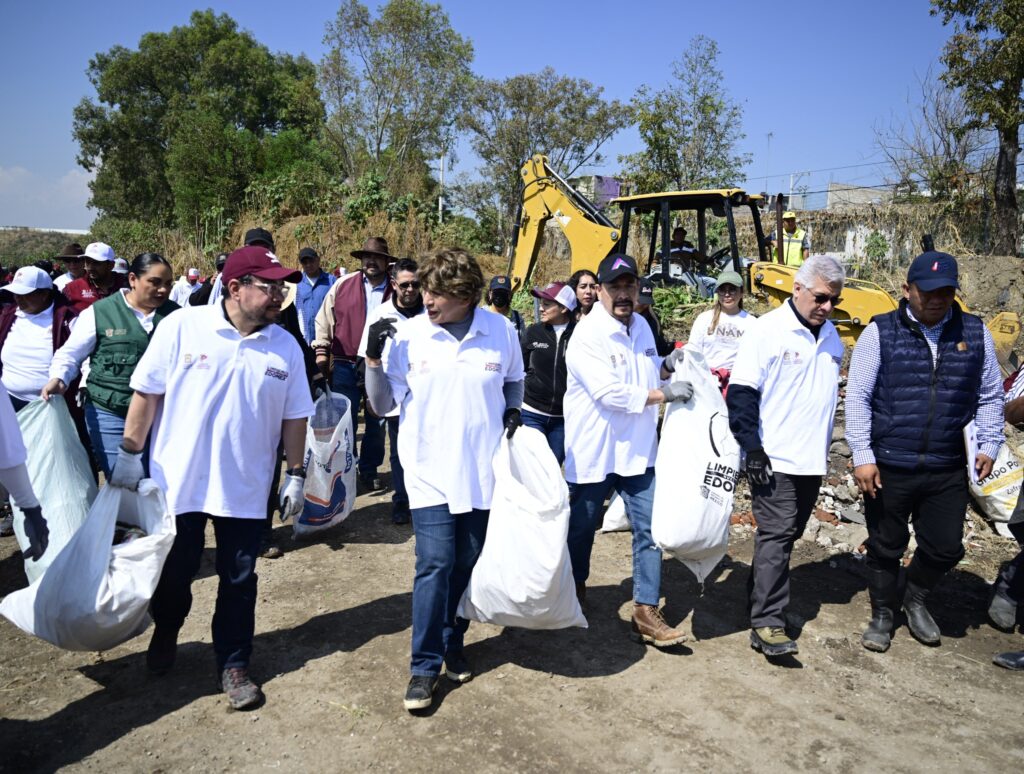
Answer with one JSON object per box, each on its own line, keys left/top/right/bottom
{"left": 1, "top": 480, "right": 1022, "bottom": 772}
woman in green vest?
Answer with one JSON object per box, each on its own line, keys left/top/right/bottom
{"left": 45, "top": 253, "right": 178, "bottom": 477}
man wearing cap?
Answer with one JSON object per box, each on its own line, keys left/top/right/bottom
{"left": 313, "top": 237, "right": 393, "bottom": 492}
{"left": 485, "top": 275, "right": 526, "bottom": 342}
{"left": 53, "top": 243, "right": 86, "bottom": 292}
{"left": 521, "top": 281, "right": 578, "bottom": 464}
{"left": 169, "top": 268, "right": 202, "bottom": 307}
{"left": 846, "top": 251, "right": 1003, "bottom": 653}
{"left": 727, "top": 255, "right": 846, "bottom": 658}
{"left": 110, "top": 244, "right": 314, "bottom": 710}
{"left": 63, "top": 242, "right": 126, "bottom": 313}
{"left": 635, "top": 278, "right": 674, "bottom": 356}
{"left": 295, "top": 247, "right": 332, "bottom": 345}
{"left": 358, "top": 258, "right": 425, "bottom": 524}
{"left": 564, "top": 253, "right": 694, "bottom": 646}
{"left": 766, "top": 212, "right": 810, "bottom": 267}
{"left": 189, "top": 253, "right": 228, "bottom": 307}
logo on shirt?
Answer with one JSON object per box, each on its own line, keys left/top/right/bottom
{"left": 644, "top": 347, "right": 656, "bottom": 357}
{"left": 610, "top": 353, "right": 626, "bottom": 367}
{"left": 265, "top": 366, "right": 289, "bottom": 381}
{"left": 782, "top": 350, "right": 803, "bottom": 365}
{"left": 103, "top": 328, "right": 128, "bottom": 337}
{"left": 532, "top": 342, "right": 550, "bottom": 350}
{"left": 182, "top": 353, "right": 210, "bottom": 370}
{"left": 484, "top": 362, "right": 501, "bottom": 373}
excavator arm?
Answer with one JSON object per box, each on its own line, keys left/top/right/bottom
{"left": 507, "top": 154, "right": 621, "bottom": 290}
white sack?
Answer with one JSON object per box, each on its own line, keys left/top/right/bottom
{"left": 652, "top": 347, "right": 740, "bottom": 582}
{"left": 964, "top": 421, "right": 1023, "bottom": 524}
{"left": 1, "top": 479, "right": 175, "bottom": 651}
{"left": 294, "top": 391, "right": 357, "bottom": 538}
{"left": 600, "top": 493, "right": 631, "bottom": 532}
{"left": 458, "top": 427, "right": 586, "bottom": 629}
{"left": 10, "top": 397, "right": 96, "bottom": 583}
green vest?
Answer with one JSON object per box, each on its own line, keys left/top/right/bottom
{"left": 779, "top": 228, "right": 806, "bottom": 267}
{"left": 88, "top": 294, "right": 178, "bottom": 417}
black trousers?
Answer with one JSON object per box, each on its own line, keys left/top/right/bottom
{"left": 995, "top": 521, "right": 1024, "bottom": 604}
{"left": 749, "top": 472, "right": 821, "bottom": 628}
{"left": 864, "top": 465, "right": 969, "bottom": 575}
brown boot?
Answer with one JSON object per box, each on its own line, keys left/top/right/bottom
{"left": 631, "top": 604, "right": 687, "bottom": 647}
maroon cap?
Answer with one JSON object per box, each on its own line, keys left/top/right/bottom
{"left": 221, "top": 245, "right": 302, "bottom": 285}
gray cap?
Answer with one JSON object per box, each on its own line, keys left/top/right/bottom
{"left": 715, "top": 270, "right": 743, "bottom": 290}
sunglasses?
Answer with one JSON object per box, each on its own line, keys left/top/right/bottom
{"left": 396, "top": 280, "right": 421, "bottom": 290}
{"left": 811, "top": 292, "right": 842, "bottom": 306}
{"left": 246, "top": 279, "right": 288, "bottom": 298}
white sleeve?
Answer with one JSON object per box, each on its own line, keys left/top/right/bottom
{"left": 566, "top": 334, "right": 649, "bottom": 415}
{"left": 504, "top": 318, "right": 525, "bottom": 382}
{"left": 688, "top": 310, "right": 710, "bottom": 355}
{"left": 283, "top": 341, "right": 315, "bottom": 420}
{"left": 49, "top": 305, "right": 98, "bottom": 384}
{"left": 728, "top": 323, "right": 768, "bottom": 391}
{"left": 129, "top": 314, "right": 177, "bottom": 396}
{"left": 384, "top": 332, "right": 411, "bottom": 407}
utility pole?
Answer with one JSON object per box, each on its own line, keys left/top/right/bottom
{"left": 763, "top": 132, "right": 773, "bottom": 193}
{"left": 438, "top": 153, "right": 445, "bottom": 225}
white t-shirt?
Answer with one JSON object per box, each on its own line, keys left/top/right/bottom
{"left": 688, "top": 308, "right": 754, "bottom": 371}
{"left": 0, "top": 380, "right": 26, "bottom": 468}
{"left": 130, "top": 303, "right": 315, "bottom": 519}
{"left": 729, "top": 302, "right": 843, "bottom": 476}
{"left": 54, "top": 273, "right": 75, "bottom": 292}
{"left": 2, "top": 304, "right": 58, "bottom": 401}
{"left": 358, "top": 300, "right": 425, "bottom": 419}
{"left": 563, "top": 303, "right": 663, "bottom": 484}
{"left": 385, "top": 308, "right": 525, "bottom": 513}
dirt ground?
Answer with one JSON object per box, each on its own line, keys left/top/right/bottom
{"left": 1, "top": 464, "right": 1023, "bottom": 773}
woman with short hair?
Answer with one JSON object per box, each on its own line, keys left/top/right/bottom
{"left": 45, "top": 253, "right": 179, "bottom": 477}
{"left": 365, "top": 248, "right": 525, "bottom": 712}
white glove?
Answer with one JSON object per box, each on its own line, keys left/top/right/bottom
{"left": 278, "top": 473, "right": 305, "bottom": 522}
{"left": 110, "top": 446, "right": 145, "bottom": 490}
{"left": 663, "top": 348, "right": 686, "bottom": 373}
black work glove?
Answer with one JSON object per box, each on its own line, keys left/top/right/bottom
{"left": 502, "top": 408, "right": 522, "bottom": 440}
{"left": 745, "top": 448, "right": 774, "bottom": 486}
{"left": 21, "top": 505, "right": 49, "bottom": 562}
{"left": 366, "top": 317, "right": 398, "bottom": 360}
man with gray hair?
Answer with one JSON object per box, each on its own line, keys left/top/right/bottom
{"left": 727, "top": 255, "right": 846, "bottom": 657}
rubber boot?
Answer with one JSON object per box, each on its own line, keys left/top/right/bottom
{"left": 862, "top": 566, "right": 897, "bottom": 653}
{"left": 903, "top": 559, "right": 943, "bottom": 646}
{"left": 990, "top": 547, "right": 1023, "bottom": 631}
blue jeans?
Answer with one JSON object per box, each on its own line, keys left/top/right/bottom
{"left": 567, "top": 468, "right": 661, "bottom": 606}
{"left": 83, "top": 399, "right": 149, "bottom": 479}
{"left": 331, "top": 360, "right": 385, "bottom": 478}
{"left": 387, "top": 417, "right": 407, "bottom": 507}
{"left": 520, "top": 409, "right": 565, "bottom": 465}
{"left": 410, "top": 506, "right": 489, "bottom": 677}
{"left": 150, "top": 512, "right": 263, "bottom": 671}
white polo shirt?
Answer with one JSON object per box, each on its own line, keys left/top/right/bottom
{"left": 729, "top": 301, "right": 843, "bottom": 476}
{"left": 385, "top": 308, "right": 524, "bottom": 513}
{"left": 358, "top": 300, "right": 424, "bottom": 419}
{"left": 563, "top": 303, "right": 663, "bottom": 484}
{"left": 2, "top": 304, "right": 58, "bottom": 401}
{"left": 130, "top": 303, "right": 314, "bottom": 519}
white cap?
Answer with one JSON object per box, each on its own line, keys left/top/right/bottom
{"left": 2, "top": 266, "right": 53, "bottom": 295}
{"left": 187, "top": 267, "right": 200, "bottom": 278}
{"left": 112, "top": 258, "right": 129, "bottom": 274}
{"left": 84, "top": 242, "right": 115, "bottom": 262}
{"left": 554, "top": 284, "right": 578, "bottom": 311}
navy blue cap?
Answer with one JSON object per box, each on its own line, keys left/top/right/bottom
{"left": 598, "top": 253, "right": 639, "bottom": 284}
{"left": 489, "top": 275, "right": 512, "bottom": 291}
{"left": 907, "top": 251, "right": 958, "bottom": 291}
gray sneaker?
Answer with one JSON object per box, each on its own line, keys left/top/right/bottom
{"left": 220, "top": 667, "right": 264, "bottom": 710}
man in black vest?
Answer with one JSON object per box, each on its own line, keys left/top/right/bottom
{"left": 846, "top": 251, "right": 1003, "bottom": 652}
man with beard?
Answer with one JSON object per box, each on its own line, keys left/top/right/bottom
{"left": 63, "top": 242, "right": 127, "bottom": 313}
{"left": 359, "top": 258, "right": 425, "bottom": 524}
{"left": 313, "top": 237, "right": 393, "bottom": 492}
{"left": 110, "top": 245, "right": 314, "bottom": 710}
{"left": 563, "top": 253, "right": 693, "bottom": 646}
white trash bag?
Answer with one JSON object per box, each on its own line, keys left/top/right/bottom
{"left": 458, "top": 427, "right": 587, "bottom": 629}
{"left": 964, "top": 421, "right": 1023, "bottom": 526}
{"left": 600, "top": 493, "right": 630, "bottom": 532}
{"left": 10, "top": 397, "right": 96, "bottom": 583}
{"left": 652, "top": 347, "right": 740, "bottom": 583}
{"left": 0, "top": 479, "right": 175, "bottom": 651}
{"left": 294, "top": 390, "right": 357, "bottom": 538}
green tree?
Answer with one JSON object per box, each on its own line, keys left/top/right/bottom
{"left": 932, "top": 0, "right": 1024, "bottom": 254}
{"left": 73, "top": 10, "right": 323, "bottom": 228}
{"left": 320, "top": 0, "right": 474, "bottom": 196}
{"left": 621, "top": 35, "right": 750, "bottom": 192}
{"left": 461, "top": 67, "right": 629, "bottom": 251}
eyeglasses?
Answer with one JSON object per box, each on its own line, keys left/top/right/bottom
{"left": 245, "top": 279, "right": 287, "bottom": 298}
{"left": 811, "top": 292, "right": 842, "bottom": 306}
{"left": 396, "top": 280, "right": 421, "bottom": 290}
{"left": 716, "top": 285, "right": 740, "bottom": 295}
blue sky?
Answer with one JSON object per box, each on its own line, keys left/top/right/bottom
{"left": 0, "top": 0, "right": 957, "bottom": 229}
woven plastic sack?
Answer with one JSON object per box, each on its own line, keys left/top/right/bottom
{"left": 652, "top": 347, "right": 740, "bottom": 582}
{"left": 458, "top": 427, "right": 587, "bottom": 629}
{"left": 10, "top": 397, "right": 96, "bottom": 583}
{"left": 964, "top": 421, "right": 1023, "bottom": 525}
{"left": 600, "top": 493, "right": 630, "bottom": 532}
{"left": 294, "top": 391, "right": 356, "bottom": 538}
{"left": 1, "top": 479, "right": 175, "bottom": 651}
